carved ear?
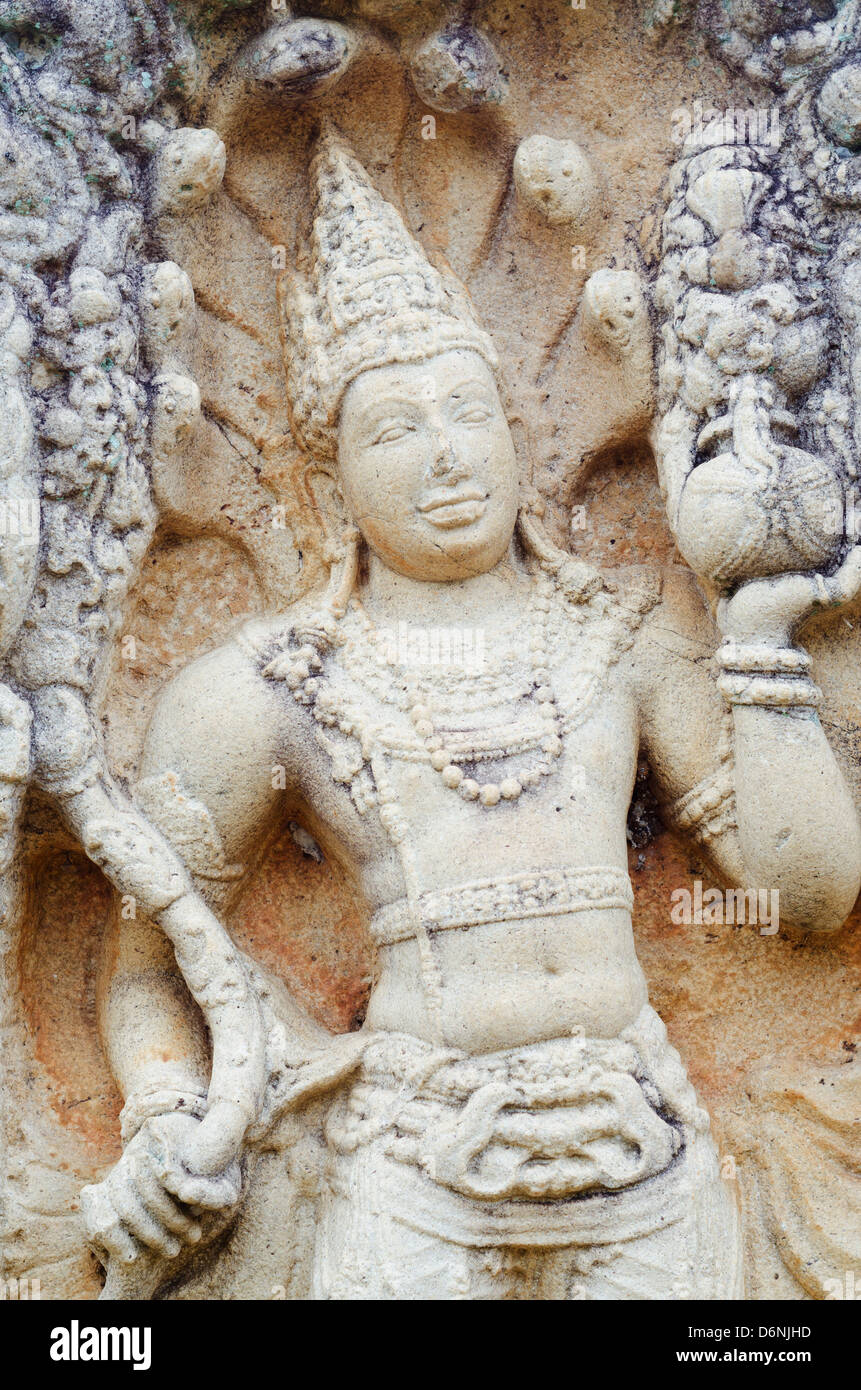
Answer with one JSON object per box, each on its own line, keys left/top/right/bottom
{"left": 505, "top": 400, "right": 537, "bottom": 498}
{"left": 303, "top": 463, "right": 351, "bottom": 542}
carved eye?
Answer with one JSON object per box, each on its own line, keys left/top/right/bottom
{"left": 371, "top": 422, "right": 413, "bottom": 446}
{"left": 453, "top": 403, "right": 492, "bottom": 425}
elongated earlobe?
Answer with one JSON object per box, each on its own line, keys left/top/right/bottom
{"left": 324, "top": 525, "right": 360, "bottom": 619}
{"left": 302, "top": 464, "right": 360, "bottom": 617}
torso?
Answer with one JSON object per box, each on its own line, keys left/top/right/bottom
{"left": 242, "top": 563, "right": 656, "bottom": 1052}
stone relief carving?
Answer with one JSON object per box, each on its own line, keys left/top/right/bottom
{"left": 0, "top": 0, "right": 859, "bottom": 1304}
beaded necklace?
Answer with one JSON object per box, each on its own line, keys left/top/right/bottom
{"left": 255, "top": 525, "right": 654, "bottom": 1045}
{"left": 347, "top": 569, "right": 564, "bottom": 807}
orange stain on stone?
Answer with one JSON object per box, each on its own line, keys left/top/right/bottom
{"left": 230, "top": 827, "right": 374, "bottom": 1036}
{"left": 19, "top": 851, "right": 122, "bottom": 1158}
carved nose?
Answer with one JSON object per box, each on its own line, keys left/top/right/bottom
{"left": 431, "top": 433, "right": 468, "bottom": 479}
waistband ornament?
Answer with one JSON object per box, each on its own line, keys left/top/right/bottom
{"left": 370, "top": 865, "right": 634, "bottom": 945}
{"left": 325, "top": 1009, "right": 689, "bottom": 1204}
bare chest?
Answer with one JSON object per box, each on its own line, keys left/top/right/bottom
{"left": 273, "top": 591, "right": 641, "bottom": 903}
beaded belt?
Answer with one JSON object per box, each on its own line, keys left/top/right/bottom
{"left": 326, "top": 1013, "right": 681, "bottom": 1203}
{"left": 370, "top": 865, "right": 634, "bottom": 946}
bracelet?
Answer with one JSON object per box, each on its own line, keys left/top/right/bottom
{"left": 120, "top": 1085, "right": 208, "bottom": 1145}
{"left": 716, "top": 641, "right": 821, "bottom": 708}
{"left": 667, "top": 765, "right": 737, "bottom": 844}
{"left": 716, "top": 671, "right": 822, "bottom": 708}
{"left": 715, "top": 641, "right": 811, "bottom": 675}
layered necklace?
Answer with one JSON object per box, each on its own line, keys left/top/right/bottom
{"left": 349, "top": 569, "right": 564, "bottom": 807}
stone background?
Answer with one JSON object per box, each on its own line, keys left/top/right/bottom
{"left": 5, "top": 0, "right": 858, "bottom": 1299}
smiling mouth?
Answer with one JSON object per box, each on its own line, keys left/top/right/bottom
{"left": 418, "top": 489, "right": 489, "bottom": 529}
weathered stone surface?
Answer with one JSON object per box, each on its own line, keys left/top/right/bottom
{"left": 0, "top": 0, "right": 859, "bottom": 1305}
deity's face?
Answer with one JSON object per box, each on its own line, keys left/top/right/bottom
{"left": 337, "top": 348, "right": 519, "bottom": 581}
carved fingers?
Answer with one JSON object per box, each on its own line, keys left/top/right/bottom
{"left": 81, "top": 1182, "right": 141, "bottom": 1266}
{"left": 147, "top": 1111, "right": 244, "bottom": 1208}
{"left": 131, "top": 1166, "right": 204, "bottom": 1243}
{"left": 81, "top": 1110, "right": 245, "bottom": 1275}
{"left": 108, "top": 1181, "right": 185, "bottom": 1260}
{"left": 81, "top": 1130, "right": 204, "bottom": 1268}
{"left": 717, "top": 546, "right": 861, "bottom": 645}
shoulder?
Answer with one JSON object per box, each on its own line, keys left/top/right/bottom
{"left": 139, "top": 633, "right": 291, "bottom": 865}
{"left": 630, "top": 562, "right": 718, "bottom": 666}
{"left": 137, "top": 594, "right": 339, "bottom": 868}
{"left": 146, "top": 591, "right": 325, "bottom": 740}
{"left": 145, "top": 635, "right": 273, "bottom": 749}
{"left": 556, "top": 560, "right": 662, "bottom": 665}
{"left": 140, "top": 612, "right": 307, "bottom": 796}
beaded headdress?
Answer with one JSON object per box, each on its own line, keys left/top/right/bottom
{"left": 283, "top": 125, "right": 498, "bottom": 461}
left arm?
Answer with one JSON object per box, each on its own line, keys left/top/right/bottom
{"left": 633, "top": 563, "right": 861, "bottom": 932}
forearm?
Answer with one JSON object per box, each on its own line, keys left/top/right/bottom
{"left": 732, "top": 704, "right": 861, "bottom": 930}
{"left": 717, "top": 638, "right": 861, "bottom": 932}
{"left": 99, "top": 909, "right": 211, "bottom": 1138}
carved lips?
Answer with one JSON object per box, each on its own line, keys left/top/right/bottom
{"left": 417, "top": 486, "right": 489, "bottom": 529}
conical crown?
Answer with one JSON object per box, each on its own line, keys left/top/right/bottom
{"left": 284, "top": 126, "right": 498, "bottom": 460}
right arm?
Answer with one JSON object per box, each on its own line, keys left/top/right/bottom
{"left": 105, "top": 638, "right": 285, "bottom": 1119}
{"left": 86, "top": 639, "right": 286, "bottom": 1276}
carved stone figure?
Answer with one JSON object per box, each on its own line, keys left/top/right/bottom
{"left": 2, "top": 0, "right": 859, "bottom": 1305}
{"left": 72, "top": 128, "right": 858, "bottom": 1301}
